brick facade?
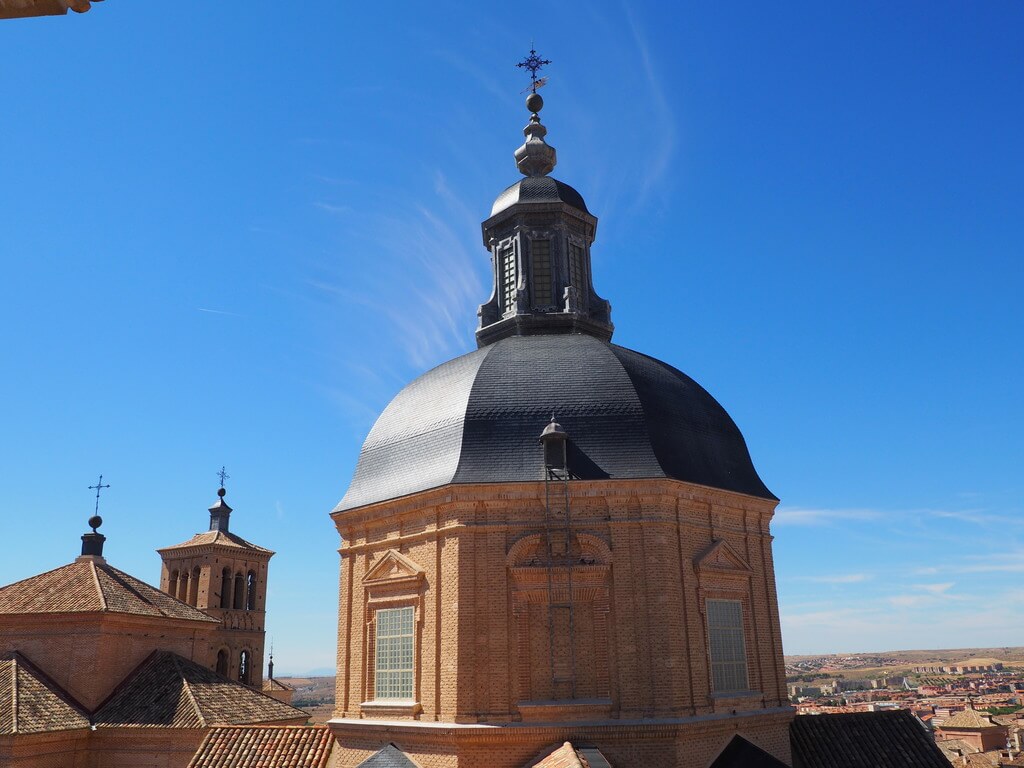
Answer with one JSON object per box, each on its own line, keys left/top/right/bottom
{"left": 328, "top": 478, "right": 793, "bottom": 767}
{"left": 0, "top": 613, "right": 215, "bottom": 712}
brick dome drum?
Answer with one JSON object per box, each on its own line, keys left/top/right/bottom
{"left": 334, "top": 333, "right": 774, "bottom": 511}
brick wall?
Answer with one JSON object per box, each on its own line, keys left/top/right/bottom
{"left": 0, "top": 614, "right": 215, "bottom": 710}
{"left": 330, "top": 478, "right": 793, "bottom": 766}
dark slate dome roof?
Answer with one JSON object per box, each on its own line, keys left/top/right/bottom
{"left": 491, "top": 176, "right": 589, "bottom": 217}
{"left": 334, "top": 334, "right": 774, "bottom": 511}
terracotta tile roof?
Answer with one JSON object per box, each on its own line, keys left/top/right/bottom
{"left": 937, "top": 738, "right": 979, "bottom": 758}
{"left": 187, "top": 725, "right": 333, "bottom": 768}
{"left": 530, "top": 742, "right": 613, "bottom": 768}
{"left": 355, "top": 744, "right": 420, "bottom": 768}
{"left": 93, "top": 651, "right": 308, "bottom": 728}
{"left": 531, "top": 742, "right": 585, "bottom": 768}
{"left": 942, "top": 708, "right": 1001, "bottom": 730}
{"left": 0, "top": 652, "right": 90, "bottom": 734}
{"left": 262, "top": 678, "right": 293, "bottom": 692}
{"left": 710, "top": 735, "right": 789, "bottom": 768}
{"left": 0, "top": 560, "right": 218, "bottom": 623}
{"left": 790, "top": 710, "right": 951, "bottom": 768}
{"left": 160, "top": 531, "right": 273, "bottom": 554}
{"left": 964, "top": 752, "right": 1003, "bottom": 767}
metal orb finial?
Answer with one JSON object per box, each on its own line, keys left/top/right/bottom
{"left": 88, "top": 515, "right": 102, "bottom": 533}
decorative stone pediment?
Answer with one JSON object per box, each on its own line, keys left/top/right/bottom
{"left": 695, "top": 539, "right": 753, "bottom": 578}
{"left": 362, "top": 549, "right": 425, "bottom": 588}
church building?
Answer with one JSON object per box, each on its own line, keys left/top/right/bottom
{"left": 0, "top": 486, "right": 308, "bottom": 767}
{"left": 328, "top": 80, "right": 790, "bottom": 766}
{"left": 323, "top": 59, "right": 953, "bottom": 768}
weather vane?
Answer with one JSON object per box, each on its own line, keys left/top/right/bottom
{"left": 516, "top": 45, "right": 551, "bottom": 94}
{"left": 217, "top": 465, "right": 230, "bottom": 489}
{"left": 88, "top": 474, "right": 110, "bottom": 516}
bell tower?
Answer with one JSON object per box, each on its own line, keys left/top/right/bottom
{"left": 157, "top": 477, "right": 273, "bottom": 688}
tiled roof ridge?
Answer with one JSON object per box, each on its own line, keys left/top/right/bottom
{"left": 1, "top": 651, "right": 91, "bottom": 733}
{"left": 95, "top": 564, "right": 218, "bottom": 623}
{"left": 97, "top": 564, "right": 166, "bottom": 616}
{"left": 0, "top": 560, "right": 82, "bottom": 594}
{"left": 533, "top": 741, "right": 586, "bottom": 768}
{"left": 159, "top": 530, "right": 274, "bottom": 555}
{"left": 171, "top": 652, "right": 309, "bottom": 724}
{"left": 10, "top": 652, "right": 18, "bottom": 733}
{"left": 88, "top": 561, "right": 107, "bottom": 611}
{"left": 173, "top": 652, "right": 207, "bottom": 728}
{"left": 89, "top": 648, "right": 163, "bottom": 717}
{"left": 941, "top": 707, "right": 998, "bottom": 729}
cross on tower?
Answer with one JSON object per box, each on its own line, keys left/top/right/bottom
{"left": 88, "top": 474, "right": 110, "bottom": 516}
{"left": 516, "top": 46, "right": 551, "bottom": 93}
{"left": 217, "top": 466, "right": 230, "bottom": 488}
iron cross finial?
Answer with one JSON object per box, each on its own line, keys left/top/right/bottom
{"left": 217, "top": 466, "right": 230, "bottom": 489}
{"left": 88, "top": 474, "right": 110, "bottom": 516}
{"left": 516, "top": 46, "right": 551, "bottom": 93}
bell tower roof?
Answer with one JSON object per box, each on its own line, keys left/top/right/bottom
{"left": 157, "top": 474, "right": 273, "bottom": 557}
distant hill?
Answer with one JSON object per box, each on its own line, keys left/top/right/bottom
{"left": 274, "top": 667, "right": 335, "bottom": 678}
{"left": 785, "top": 646, "right": 1024, "bottom": 675}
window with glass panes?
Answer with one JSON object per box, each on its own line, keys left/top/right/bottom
{"left": 568, "top": 242, "right": 585, "bottom": 289}
{"left": 706, "top": 599, "right": 749, "bottom": 693}
{"left": 531, "top": 239, "right": 553, "bottom": 306}
{"left": 374, "top": 606, "right": 414, "bottom": 700}
{"left": 500, "top": 242, "right": 517, "bottom": 311}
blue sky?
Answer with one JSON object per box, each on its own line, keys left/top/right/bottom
{"left": 1, "top": 2, "right": 1021, "bottom": 673}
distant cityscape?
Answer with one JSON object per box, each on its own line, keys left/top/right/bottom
{"left": 785, "top": 648, "right": 1024, "bottom": 765}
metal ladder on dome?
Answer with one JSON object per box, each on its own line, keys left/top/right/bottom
{"left": 541, "top": 418, "right": 577, "bottom": 700}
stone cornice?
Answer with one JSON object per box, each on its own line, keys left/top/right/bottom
{"left": 327, "top": 706, "right": 794, "bottom": 745}
{"left": 155, "top": 542, "right": 273, "bottom": 560}
{"left": 331, "top": 478, "right": 778, "bottom": 531}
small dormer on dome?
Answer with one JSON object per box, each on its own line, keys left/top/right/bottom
{"left": 476, "top": 89, "right": 612, "bottom": 347}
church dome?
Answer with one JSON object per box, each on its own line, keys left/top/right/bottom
{"left": 334, "top": 333, "right": 774, "bottom": 512}
{"left": 335, "top": 86, "right": 774, "bottom": 513}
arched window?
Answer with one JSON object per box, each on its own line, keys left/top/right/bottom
{"left": 220, "top": 568, "right": 231, "bottom": 609}
{"left": 168, "top": 570, "right": 179, "bottom": 597}
{"left": 216, "top": 649, "right": 229, "bottom": 677}
{"left": 233, "top": 572, "right": 244, "bottom": 610}
{"left": 178, "top": 571, "right": 189, "bottom": 602}
{"left": 246, "top": 571, "right": 257, "bottom": 611}
{"left": 238, "top": 650, "right": 251, "bottom": 685}
{"left": 189, "top": 566, "right": 200, "bottom": 606}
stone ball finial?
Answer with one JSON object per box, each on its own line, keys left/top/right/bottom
{"left": 526, "top": 92, "right": 544, "bottom": 114}
{"left": 88, "top": 515, "right": 103, "bottom": 532}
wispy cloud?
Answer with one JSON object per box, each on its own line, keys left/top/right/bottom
{"left": 773, "top": 507, "right": 883, "bottom": 526}
{"left": 623, "top": 6, "right": 675, "bottom": 205}
{"left": 914, "top": 582, "right": 955, "bottom": 595}
{"left": 804, "top": 573, "right": 873, "bottom": 584}
{"left": 314, "top": 201, "right": 353, "bottom": 216}
{"left": 312, "top": 175, "right": 357, "bottom": 187}
{"left": 309, "top": 170, "right": 485, "bottom": 372}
